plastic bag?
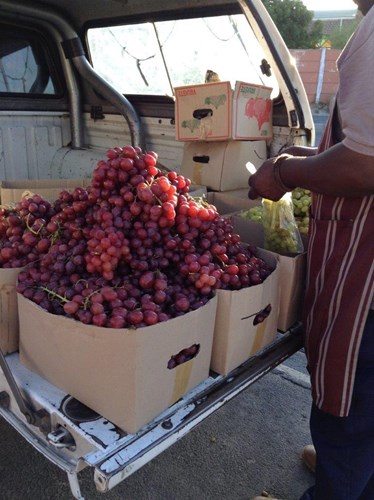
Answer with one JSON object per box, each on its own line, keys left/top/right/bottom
{"left": 262, "top": 192, "right": 304, "bottom": 254}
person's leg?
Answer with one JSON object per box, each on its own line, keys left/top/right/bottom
{"left": 360, "top": 474, "right": 374, "bottom": 499}
{"left": 300, "top": 310, "right": 374, "bottom": 500}
{"left": 299, "top": 486, "right": 314, "bottom": 500}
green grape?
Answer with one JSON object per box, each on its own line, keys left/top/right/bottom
{"left": 302, "top": 197, "right": 310, "bottom": 206}
{"left": 292, "top": 188, "right": 311, "bottom": 233}
{"left": 240, "top": 206, "right": 263, "bottom": 223}
{"left": 295, "top": 215, "right": 309, "bottom": 235}
{"left": 262, "top": 198, "right": 303, "bottom": 254}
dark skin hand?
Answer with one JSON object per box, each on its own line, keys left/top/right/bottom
{"left": 248, "top": 156, "right": 288, "bottom": 201}
{"left": 248, "top": 143, "right": 374, "bottom": 201}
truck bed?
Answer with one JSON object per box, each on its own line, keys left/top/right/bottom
{"left": 0, "top": 324, "right": 302, "bottom": 499}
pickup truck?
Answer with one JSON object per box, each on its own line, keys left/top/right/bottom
{"left": 0, "top": 0, "right": 313, "bottom": 498}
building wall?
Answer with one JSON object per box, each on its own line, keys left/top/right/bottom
{"left": 290, "top": 48, "right": 341, "bottom": 106}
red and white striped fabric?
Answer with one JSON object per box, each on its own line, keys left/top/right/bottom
{"left": 303, "top": 6, "right": 374, "bottom": 418}
{"left": 303, "top": 114, "right": 374, "bottom": 417}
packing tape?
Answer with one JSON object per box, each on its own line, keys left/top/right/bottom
{"left": 192, "top": 162, "right": 204, "bottom": 185}
{"left": 249, "top": 320, "right": 267, "bottom": 356}
{"left": 170, "top": 360, "right": 193, "bottom": 404}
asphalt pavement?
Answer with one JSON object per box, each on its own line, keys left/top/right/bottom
{"left": 0, "top": 350, "right": 315, "bottom": 500}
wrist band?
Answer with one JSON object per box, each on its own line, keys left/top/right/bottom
{"left": 273, "top": 154, "right": 293, "bottom": 191}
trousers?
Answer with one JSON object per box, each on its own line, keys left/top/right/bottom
{"left": 300, "top": 310, "right": 374, "bottom": 500}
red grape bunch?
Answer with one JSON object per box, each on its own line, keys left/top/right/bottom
{"left": 16, "top": 145, "right": 274, "bottom": 328}
{"left": 0, "top": 194, "right": 57, "bottom": 268}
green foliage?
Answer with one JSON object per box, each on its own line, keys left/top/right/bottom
{"left": 262, "top": 0, "right": 324, "bottom": 49}
{"left": 328, "top": 19, "right": 359, "bottom": 48}
{"left": 308, "top": 20, "right": 324, "bottom": 48}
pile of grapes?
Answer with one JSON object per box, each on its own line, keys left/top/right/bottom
{"left": 0, "top": 195, "right": 58, "bottom": 268}
{"left": 262, "top": 197, "right": 304, "bottom": 254}
{"left": 12, "top": 145, "right": 274, "bottom": 329}
{"left": 292, "top": 187, "right": 311, "bottom": 235}
{"left": 239, "top": 188, "right": 311, "bottom": 236}
{"left": 239, "top": 206, "right": 263, "bottom": 223}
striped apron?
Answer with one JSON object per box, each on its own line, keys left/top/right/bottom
{"left": 302, "top": 112, "right": 374, "bottom": 417}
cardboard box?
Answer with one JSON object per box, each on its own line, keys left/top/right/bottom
{"left": 233, "top": 82, "right": 273, "bottom": 140}
{"left": 274, "top": 251, "right": 306, "bottom": 332}
{"left": 188, "top": 183, "right": 207, "bottom": 199}
{"left": 206, "top": 189, "right": 253, "bottom": 215}
{"left": 230, "top": 211, "right": 306, "bottom": 332}
{"left": 229, "top": 204, "right": 264, "bottom": 243}
{"left": 0, "top": 179, "right": 91, "bottom": 205}
{"left": 18, "top": 295, "right": 217, "bottom": 434}
{"left": 175, "top": 81, "right": 272, "bottom": 141}
{"left": 210, "top": 249, "right": 279, "bottom": 375}
{"left": 0, "top": 267, "right": 23, "bottom": 354}
{"left": 181, "top": 140, "right": 266, "bottom": 192}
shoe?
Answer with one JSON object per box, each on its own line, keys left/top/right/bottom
{"left": 302, "top": 444, "right": 316, "bottom": 473}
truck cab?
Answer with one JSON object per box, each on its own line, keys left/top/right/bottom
{"left": 0, "top": 1, "right": 312, "bottom": 498}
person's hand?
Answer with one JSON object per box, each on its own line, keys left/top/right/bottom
{"left": 248, "top": 157, "right": 289, "bottom": 201}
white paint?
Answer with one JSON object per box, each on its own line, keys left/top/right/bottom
{"left": 79, "top": 421, "right": 121, "bottom": 447}
{"left": 315, "top": 48, "right": 326, "bottom": 105}
{"left": 99, "top": 404, "right": 196, "bottom": 473}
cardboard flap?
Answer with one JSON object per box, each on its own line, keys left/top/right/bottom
{"left": 0, "top": 178, "right": 90, "bottom": 205}
{"left": 0, "top": 267, "right": 24, "bottom": 354}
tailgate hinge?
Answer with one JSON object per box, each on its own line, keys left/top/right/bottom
{"left": 289, "top": 109, "right": 299, "bottom": 127}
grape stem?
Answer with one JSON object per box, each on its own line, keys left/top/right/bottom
{"left": 39, "top": 285, "right": 69, "bottom": 304}
{"left": 49, "top": 227, "right": 62, "bottom": 246}
{"left": 25, "top": 214, "right": 44, "bottom": 235}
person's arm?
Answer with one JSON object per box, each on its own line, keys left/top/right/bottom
{"left": 248, "top": 143, "right": 374, "bottom": 201}
{"left": 281, "top": 145, "right": 318, "bottom": 157}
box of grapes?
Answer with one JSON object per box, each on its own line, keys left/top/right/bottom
{"left": 210, "top": 249, "right": 280, "bottom": 375}
{"left": 0, "top": 268, "right": 23, "bottom": 354}
{"left": 229, "top": 208, "right": 306, "bottom": 332}
{"left": 18, "top": 294, "right": 217, "bottom": 434}
{"left": 174, "top": 81, "right": 272, "bottom": 141}
{"left": 206, "top": 189, "right": 255, "bottom": 214}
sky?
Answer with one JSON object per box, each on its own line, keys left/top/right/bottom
{"left": 302, "top": 0, "right": 356, "bottom": 10}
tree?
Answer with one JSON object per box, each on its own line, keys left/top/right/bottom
{"left": 262, "top": 0, "right": 324, "bottom": 49}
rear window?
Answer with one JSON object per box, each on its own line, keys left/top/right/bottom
{"left": 0, "top": 30, "right": 58, "bottom": 95}
{"left": 87, "top": 14, "right": 279, "bottom": 97}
